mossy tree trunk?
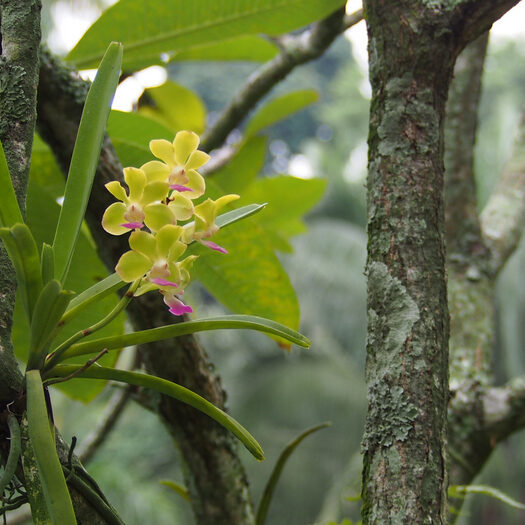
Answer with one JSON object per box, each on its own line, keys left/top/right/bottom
{"left": 361, "top": 1, "right": 519, "bottom": 523}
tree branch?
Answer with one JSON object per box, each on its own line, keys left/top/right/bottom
{"left": 0, "top": 0, "right": 41, "bottom": 405}
{"left": 480, "top": 107, "right": 525, "bottom": 276}
{"left": 200, "top": 7, "right": 363, "bottom": 152}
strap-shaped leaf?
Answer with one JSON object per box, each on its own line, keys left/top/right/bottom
{"left": 47, "top": 365, "right": 264, "bottom": 461}
{"left": 25, "top": 370, "right": 77, "bottom": 524}
{"left": 449, "top": 484, "right": 525, "bottom": 510}
{"left": 27, "top": 280, "right": 74, "bottom": 371}
{"left": 63, "top": 272, "right": 125, "bottom": 323}
{"left": 0, "top": 140, "right": 24, "bottom": 227}
{"left": 0, "top": 223, "right": 42, "bottom": 321}
{"left": 40, "top": 243, "right": 55, "bottom": 285}
{"left": 0, "top": 414, "right": 21, "bottom": 496}
{"left": 54, "top": 314, "right": 310, "bottom": 362}
{"left": 53, "top": 42, "right": 123, "bottom": 283}
{"left": 256, "top": 422, "right": 331, "bottom": 525}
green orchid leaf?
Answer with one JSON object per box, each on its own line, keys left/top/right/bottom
{"left": 0, "top": 140, "right": 24, "bottom": 227}
{"left": 40, "top": 243, "right": 55, "bottom": 285}
{"left": 53, "top": 314, "right": 310, "bottom": 363}
{"left": 449, "top": 484, "right": 525, "bottom": 510}
{"left": 170, "top": 35, "right": 279, "bottom": 62}
{"left": 256, "top": 422, "right": 331, "bottom": 525}
{"left": 53, "top": 42, "right": 123, "bottom": 284}
{"left": 47, "top": 365, "right": 264, "bottom": 461}
{"left": 27, "top": 280, "right": 74, "bottom": 371}
{"left": 245, "top": 90, "right": 319, "bottom": 138}
{"left": 0, "top": 223, "right": 42, "bottom": 321}
{"left": 62, "top": 272, "right": 125, "bottom": 324}
{"left": 66, "top": 0, "right": 346, "bottom": 70}
{"left": 139, "top": 81, "right": 206, "bottom": 134}
{"left": 0, "top": 414, "right": 21, "bottom": 496}
{"left": 25, "top": 370, "right": 77, "bottom": 524}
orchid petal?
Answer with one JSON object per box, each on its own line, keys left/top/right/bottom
{"left": 181, "top": 223, "right": 195, "bottom": 244}
{"left": 156, "top": 224, "right": 183, "bottom": 257}
{"left": 105, "top": 181, "right": 128, "bottom": 202}
{"left": 150, "top": 139, "right": 175, "bottom": 165}
{"left": 184, "top": 169, "right": 206, "bottom": 199}
{"left": 144, "top": 203, "right": 176, "bottom": 232}
{"left": 163, "top": 294, "right": 193, "bottom": 315}
{"left": 102, "top": 202, "right": 128, "bottom": 235}
{"left": 142, "top": 180, "right": 169, "bottom": 205}
{"left": 168, "top": 240, "right": 187, "bottom": 263}
{"left": 215, "top": 193, "right": 241, "bottom": 211}
{"left": 173, "top": 130, "right": 199, "bottom": 165}
{"left": 169, "top": 193, "right": 194, "bottom": 221}
{"left": 186, "top": 150, "right": 210, "bottom": 170}
{"left": 129, "top": 230, "right": 157, "bottom": 260}
{"left": 123, "top": 167, "right": 147, "bottom": 201}
{"left": 116, "top": 250, "right": 151, "bottom": 282}
{"left": 141, "top": 160, "right": 171, "bottom": 183}
{"left": 200, "top": 240, "right": 228, "bottom": 254}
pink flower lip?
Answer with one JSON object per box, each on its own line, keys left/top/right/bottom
{"left": 150, "top": 278, "right": 178, "bottom": 287}
{"left": 121, "top": 222, "right": 143, "bottom": 230}
{"left": 200, "top": 240, "right": 228, "bottom": 254}
{"left": 169, "top": 303, "right": 193, "bottom": 315}
{"left": 170, "top": 184, "right": 192, "bottom": 192}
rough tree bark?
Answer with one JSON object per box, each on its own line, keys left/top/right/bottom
{"left": 361, "top": 1, "right": 519, "bottom": 523}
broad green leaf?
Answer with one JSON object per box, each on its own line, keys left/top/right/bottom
{"left": 139, "top": 81, "right": 206, "bottom": 134}
{"left": 449, "top": 484, "right": 525, "bottom": 510}
{"left": 170, "top": 35, "right": 279, "bottom": 62}
{"left": 67, "top": 0, "right": 346, "bottom": 70}
{"left": 0, "top": 223, "right": 42, "bottom": 321}
{"left": 54, "top": 314, "right": 310, "bottom": 361}
{"left": 256, "top": 422, "right": 331, "bottom": 525}
{"left": 25, "top": 370, "right": 77, "bottom": 524}
{"left": 193, "top": 222, "right": 300, "bottom": 331}
{"left": 0, "top": 140, "right": 24, "bottom": 227}
{"left": 47, "top": 365, "right": 265, "bottom": 461}
{"left": 107, "top": 110, "right": 174, "bottom": 167}
{"left": 237, "top": 175, "right": 327, "bottom": 252}
{"left": 27, "top": 280, "right": 74, "bottom": 371}
{"left": 53, "top": 42, "right": 123, "bottom": 283}
{"left": 210, "top": 136, "right": 267, "bottom": 194}
{"left": 245, "top": 90, "right": 319, "bottom": 138}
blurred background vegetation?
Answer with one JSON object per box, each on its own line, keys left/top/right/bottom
{"left": 18, "top": 2, "right": 525, "bottom": 524}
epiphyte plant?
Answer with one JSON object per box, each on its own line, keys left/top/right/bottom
{"left": 0, "top": 42, "right": 309, "bottom": 524}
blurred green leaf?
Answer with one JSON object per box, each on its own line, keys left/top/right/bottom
{"left": 256, "top": 422, "right": 331, "bottom": 525}
{"left": 245, "top": 90, "right": 319, "bottom": 138}
{"left": 66, "top": 0, "right": 346, "bottom": 70}
{"left": 170, "top": 35, "right": 279, "bottom": 62}
{"left": 48, "top": 365, "right": 265, "bottom": 460}
{"left": 449, "top": 484, "right": 525, "bottom": 510}
{"left": 139, "top": 80, "right": 206, "bottom": 134}
{"left": 0, "top": 140, "right": 24, "bottom": 227}
{"left": 210, "top": 136, "right": 267, "bottom": 194}
{"left": 238, "top": 175, "right": 327, "bottom": 252}
{"left": 53, "top": 42, "right": 123, "bottom": 283}
{"left": 193, "top": 222, "right": 300, "bottom": 331}
{"left": 160, "top": 480, "right": 190, "bottom": 502}
{"left": 107, "top": 110, "right": 174, "bottom": 168}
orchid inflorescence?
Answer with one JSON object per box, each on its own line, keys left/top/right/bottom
{"left": 102, "top": 131, "right": 239, "bottom": 315}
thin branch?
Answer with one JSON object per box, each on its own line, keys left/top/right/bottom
{"left": 481, "top": 107, "right": 525, "bottom": 276}
{"left": 200, "top": 8, "right": 363, "bottom": 152}
{"left": 77, "top": 384, "right": 134, "bottom": 465}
